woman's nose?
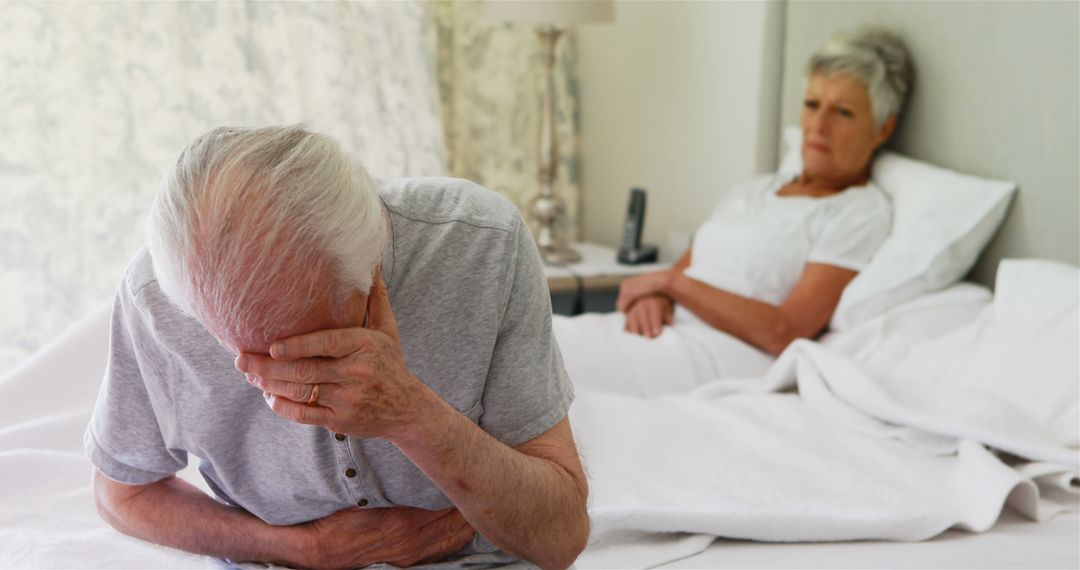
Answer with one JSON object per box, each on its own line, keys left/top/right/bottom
{"left": 808, "top": 109, "right": 828, "bottom": 134}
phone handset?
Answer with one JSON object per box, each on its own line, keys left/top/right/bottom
{"left": 617, "top": 187, "right": 658, "bottom": 264}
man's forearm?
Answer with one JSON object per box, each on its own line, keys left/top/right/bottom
{"left": 392, "top": 400, "right": 589, "bottom": 569}
{"left": 93, "top": 470, "right": 303, "bottom": 566}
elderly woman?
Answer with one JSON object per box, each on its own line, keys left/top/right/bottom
{"left": 554, "top": 28, "right": 913, "bottom": 395}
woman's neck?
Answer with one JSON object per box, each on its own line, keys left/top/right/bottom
{"left": 796, "top": 168, "right": 871, "bottom": 195}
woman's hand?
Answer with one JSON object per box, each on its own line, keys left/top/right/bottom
{"left": 616, "top": 270, "right": 674, "bottom": 313}
{"left": 297, "top": 506, "right": 475, "bottom": 569}
{"left": 623, "top": 294, "right": 674, "bottom": 338}
{"left": 235, "top": 272, "right": 440, "bottom": 442}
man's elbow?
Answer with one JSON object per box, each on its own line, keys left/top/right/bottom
{"left": 569, "top": 513, "right": 591, "bottom": 566}
{"left": 535, "top": 507, "right": 589, "bottom": 570}
{"left": 92, "top": 468, "right": 129, "bottom": 532}
{"left": 564, "top": 507, "right": 591, "bottom": 568}
{"left": 91, "top": 468, "right": 159, "bottom": 536}
{"left": 533, "top": 473, "right": 590, "bottom": 569}
{"left": 563, "top": 468, "right": 591, "bottom": 567}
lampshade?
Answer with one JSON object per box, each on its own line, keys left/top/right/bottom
{"left": 484, "top": 0, "right": 614, "bottom": 25}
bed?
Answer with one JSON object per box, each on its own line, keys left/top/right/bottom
{"left": 2, "top": 3, "right": 1077, "bottom": 569}
{"left": 1, "top": 262, "right": 1076, "bottom": 568}
{"left": 1, "top": 156, "right": 1076, "bottom": 569}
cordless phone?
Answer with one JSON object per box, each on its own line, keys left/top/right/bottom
{"left": 617, "top": 187, "right": 658, "bottom": 264}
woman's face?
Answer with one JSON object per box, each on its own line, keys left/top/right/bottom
{"left": 800, "top": 72, "right": 894, "bottom": 186}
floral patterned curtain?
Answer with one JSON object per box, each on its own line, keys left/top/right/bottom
{"left": 432, "top": 0, "right": 583, "bottom": 242}
{"left": 0, "top": 0, "right": 582, "bottom": 374}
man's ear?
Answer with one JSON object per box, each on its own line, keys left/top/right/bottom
{"left": 876, "top": 114, "right": 898, "bottom": 148}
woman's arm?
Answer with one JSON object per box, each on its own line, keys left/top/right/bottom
{"left": 618, "top": 260, "right": 857, "bottom": 355}
{"left": 665, "top": 262, "right": 857, "bottom": 355}
{"left": 671, "top": 248, "right": 692, "bottom": 272}
{"left": 619, "top": 249, "right": 692, "bottom": 337}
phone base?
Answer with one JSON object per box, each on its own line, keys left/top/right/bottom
{"left": 616, "top": 245, "right": 658, "bottom": 265}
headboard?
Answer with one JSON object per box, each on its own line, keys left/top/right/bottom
{"left": 778, "top": 0, "right": 1079, "bottom": 286}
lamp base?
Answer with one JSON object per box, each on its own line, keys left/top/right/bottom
{"left": 539, "top": 244, "right": 582, "bottom": 266}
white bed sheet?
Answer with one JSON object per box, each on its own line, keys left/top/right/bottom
{"left": 662, "top": 508, "right": 1078, "bottom": 569}
{"left": 1, "top": 284, "right": 1076, "bottom": 569}
{"left": 0, "top": 302, "right": 208, "bottom": 568}
{"left": 575, "top": 509, "right": 1079, "bottom": 569}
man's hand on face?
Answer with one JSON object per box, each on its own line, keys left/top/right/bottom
{"left": 235, "top": 270, "right": 437, "bottom": 442}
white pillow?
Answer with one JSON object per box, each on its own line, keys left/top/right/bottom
{"left": 778, "top": 126, "right": 1017, "bottom": 330}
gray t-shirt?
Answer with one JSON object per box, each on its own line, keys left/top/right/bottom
{"left": 84, "top": 177, "right": 573, "bottom": 564}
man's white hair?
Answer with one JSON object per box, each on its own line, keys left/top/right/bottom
{"left": 147, "top": 124, "right": 386, "bottom": 348}
{"left": 807, "top": 27, "right": 914, "bottom": 128}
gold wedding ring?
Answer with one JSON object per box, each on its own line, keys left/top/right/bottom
{"left": 307, "top": 384, "right": 321, "bottom": 406}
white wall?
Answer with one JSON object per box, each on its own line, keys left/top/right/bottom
{"left": 576, "top": 0, "right": 785, "bottom": 259}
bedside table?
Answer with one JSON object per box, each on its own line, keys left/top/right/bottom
{"left": 543, "top": 243, "right": 671, "bottom": 315}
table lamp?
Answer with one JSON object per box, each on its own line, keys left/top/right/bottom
{"left": 485, "top": 0, "right": 614, "bottom": 265}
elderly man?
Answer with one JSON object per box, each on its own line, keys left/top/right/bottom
{"left": 85, "top": 125, "right": 589, "bottom": 569}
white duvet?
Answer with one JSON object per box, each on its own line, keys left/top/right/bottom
{"left": 564, "top": 261, "right": 1079, "bottom": 567}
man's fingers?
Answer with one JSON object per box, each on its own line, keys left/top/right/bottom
{"left": 264, "top": 392, "right": 334, "bottom": 427}
{"left": 410, "top": 510, "right": 475, "bottom": 566}
{"left": 269, "top": 328, "right": 367, "bottom": 360}
{"left": 248, "top": 375, "right": 317, "bottom": 403}
{"left": 412, "top": 524, "right": 474, "bottom": 565}
{"left": 237, "top": 353, "right": 330, "bottom": 384}
{"left": 366, "top": 270, "right": 400, "bottom": 341}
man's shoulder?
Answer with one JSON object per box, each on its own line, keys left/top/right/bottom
{"left": 121, "top": 245, "right": 159, "bottom": 298}
{"left": 377, "top": 177, "right": 521, "bottom": 235}
{"left": 119, "top": 246, "right": 198, "bottom": 328}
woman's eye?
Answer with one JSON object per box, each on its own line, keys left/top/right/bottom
{"left": 803, "top": 100, "right": 819, "bottom": 109}
{"left": 837, "top": 108, "right": 854, "bottom": 118}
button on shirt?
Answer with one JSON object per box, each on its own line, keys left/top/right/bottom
{"left": 84, "top": 178, "right": 574, "bottom": 562}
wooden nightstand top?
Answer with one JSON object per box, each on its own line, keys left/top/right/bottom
{"left": 543, "top": 242, "right": 671, "bottom": 293}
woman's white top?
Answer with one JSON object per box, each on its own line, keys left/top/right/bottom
{"left": 555, "top": 173, "right": 894, "bottom": 392}
{"left": 684, "top": 173, "right": 892, "bottom": 306}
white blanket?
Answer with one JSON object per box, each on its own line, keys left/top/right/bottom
{"left": 567, "top": 272, "right": 1079, "bottom": 567}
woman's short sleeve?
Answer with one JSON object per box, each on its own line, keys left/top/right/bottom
{"left": 808, "top": 186, "right": 893, "bottom": 271}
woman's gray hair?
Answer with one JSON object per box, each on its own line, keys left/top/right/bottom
{"left": 807, "top": 28, "right": 914, "bottom": 127}
{"left": 147, "top": 125, "right": 386, "bottom": 348}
